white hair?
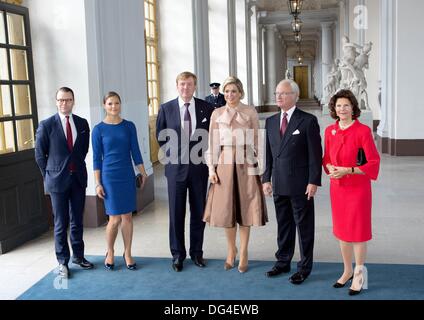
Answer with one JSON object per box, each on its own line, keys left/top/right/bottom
{"left": 276, "top": 79, "right": 300, "bottom": 101}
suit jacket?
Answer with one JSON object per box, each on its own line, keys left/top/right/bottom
{"left": 205, "top": 93, "right": 226, "bottom": 109}
{"left": 262, "top": 107, "right": 322, "bottom": 195}
{"left": 35, "top": 113, "right": 90, "bottom": 193}
{"left": 156, "top": 97, "right": 214, "bottom": 181}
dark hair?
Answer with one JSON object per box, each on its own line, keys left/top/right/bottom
{"left": 328, "top": 89, "right": 361, "bottom": 120}
{"left": 56, "top": 87, "right": 74, "bottom": 99}
{"left": 103, "top": 91, "right": 121, "bottom": 104}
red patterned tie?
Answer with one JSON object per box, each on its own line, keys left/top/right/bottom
{"left": 66, "top": 116, "right": 76, "bottom": 171}
{"left": 280, "top": 112, "right": 288, "bottom": 137}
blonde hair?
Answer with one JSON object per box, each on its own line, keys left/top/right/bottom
{"left": 222, "top": 76, "right": 244, "bottom": 99}
{"left": 176, "top": 71, "right": 197, "bottom": 86}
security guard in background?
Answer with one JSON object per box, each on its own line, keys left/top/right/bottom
{"left": 205, "top": 82, "right": 226, "bottom": 108}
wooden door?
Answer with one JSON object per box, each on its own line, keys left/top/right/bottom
{"left": 294, "top": 66, "right": 309, "bottom": 99}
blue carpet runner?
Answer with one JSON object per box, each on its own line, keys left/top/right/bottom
{"left": 18, "top": 256, "right": 424, "bottom": 300}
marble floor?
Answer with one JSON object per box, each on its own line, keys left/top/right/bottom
{"left": 1, "top": 112, "right": 423, "bottom": 300}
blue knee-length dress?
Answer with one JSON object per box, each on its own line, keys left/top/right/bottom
{"left": 92, "top": 120, "right": 143, "bottom": 215}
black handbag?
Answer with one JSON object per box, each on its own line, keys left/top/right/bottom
{"left": 135, "top": 174, "right": 143, "bottom": 189}
{"left": 356, "top": 148, "right": 367, "bottom": 166}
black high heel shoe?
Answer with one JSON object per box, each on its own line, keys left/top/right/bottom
{"left": 104, "top": 252, "right": 114, "bottom": 270}
{"left": 349, "top": 265, "right": 368, "bottom": 296}
{"left": 333, "top": 274, "right": 353, "bottom": 288}
{"left": 123, "top": 253, "right": 137, "bottom": 271}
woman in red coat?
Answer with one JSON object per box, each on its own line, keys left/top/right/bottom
{"left": 323, "top": 89, "right": 380, "bottom": 296}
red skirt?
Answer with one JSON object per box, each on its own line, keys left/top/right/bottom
{"left": 330, "top": 179, "right": 372, "bottom": 242}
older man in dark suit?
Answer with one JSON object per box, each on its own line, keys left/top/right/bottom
{"left": 35, "top": 87, "right": 93, "bottom": 279}
{"left": 262, "top": 79, "right": 322, "bottom": 285}
{"left": 156, "top": 72, "right": 214, "bottom": 272}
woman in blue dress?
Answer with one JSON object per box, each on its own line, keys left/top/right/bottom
{"left": 92, "top": 91, "right": 147, "bottom": 271}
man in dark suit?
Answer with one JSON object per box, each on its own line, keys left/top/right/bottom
{"left": 205, "top": 82, "right": 226, "bottom": 108}
{"left": 262, "top": 79, "right": 322, "bottom": 285}
{"left": 156, "top": 72, "right": 214, "bottom": 272}
{"left": 35, "top": 87, "right": 93, "bottom": 279}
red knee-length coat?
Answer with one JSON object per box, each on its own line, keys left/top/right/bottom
{"left": 323, "top": 120, "right": 380, "bottom": 242}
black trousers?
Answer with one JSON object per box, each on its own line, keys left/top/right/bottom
{"left": 167, "top": 172, "right": 207, "bottom": 262}
{"left": 273, "top": 194, "right": 315, "bottom": 275}
{"left": 50, "top": 175, "right": 86, "bottom": 265}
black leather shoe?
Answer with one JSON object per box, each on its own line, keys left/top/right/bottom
{"left": 192, "top": 256, "right": 206, "bottom": 268}
{"left": 172, "top": 260, "right": 183, "bottom": 272}
{"left": 266, "top": 265, "right": 291, "bottom": 277}
{"left": 289, "top": 272, "right": 309, "bottom": 285}
{"left": 58, "top": 264, "right": 70, "bottom": 278}
{"left": 123, "top": 254, "right": 137, "bottom": 271}
{"left": 72, "top": 257, "right": 94, "bottom": 269}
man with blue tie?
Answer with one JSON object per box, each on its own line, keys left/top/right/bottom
{"left": 156, "top": 72, "right": 214, "bottom": 272}
{"left": 35, "top": 87, "right": 93, "bottom": 279}
{"left": 205, "top": 82, "right": 226, "bottom": 108}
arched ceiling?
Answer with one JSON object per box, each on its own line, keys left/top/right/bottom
{"left": 254, "top": 0, "right": 340, "bottom": 12}
{"left": 254, "top": 0, "right": 342, "bottom": 59}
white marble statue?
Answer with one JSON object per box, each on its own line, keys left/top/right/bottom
{"left": 285, "top": 69, "right": 292, "bottom": 80}
{"left": 324, "top": 36, "right": 373, "bottom": 110}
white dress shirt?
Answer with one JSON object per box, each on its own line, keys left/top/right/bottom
{"left": 59, "top": 112, "right": 77, "bottom": 146}
{"left": 280, "top": 105, "right": 296, "bottom": 128}
{"left": 178, "top": 97, "right": 197, "bottom": 135}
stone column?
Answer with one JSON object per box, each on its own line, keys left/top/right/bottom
{"left": 245, "top": 2, "right": 253, "bottom": 105}
{"left": 257, "top": 25, "right": 264, "bottom": 106}
{"left": 321, "top": 21, "right": 333, "bottom": 103}
{"left": 264, "top": 24, "right": 277, "bottom": 105}
{"left": 192, "top": 0, "right": 210, "bottom": 99}
{"left": 227, "top": 0, "right": 237, "bottom": 76}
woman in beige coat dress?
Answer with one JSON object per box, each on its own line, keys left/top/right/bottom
{"left": 203, "top": 76, "right": 268, "bottom": 273}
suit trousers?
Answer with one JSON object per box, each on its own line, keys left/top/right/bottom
{"left": 50, "top": 174, "right": 86, "bottom": 265}
{"left": 167, "top": 171, "right": 207, "bottom": 262}
{"left": 273, "top": 194, "right": 315, "bottom": 275}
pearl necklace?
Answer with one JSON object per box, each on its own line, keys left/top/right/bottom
{"left": 339, "top": 120, "right": 355, "bottom": 130}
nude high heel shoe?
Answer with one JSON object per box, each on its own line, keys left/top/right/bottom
{"left": 349, "top": 265, "right": 368, "bottom": 295}
{"left": 224, "top": 247, "right": 237, "bottom": 270}
{"left": 238, "top": 250, "right": 248, "bottom": 273}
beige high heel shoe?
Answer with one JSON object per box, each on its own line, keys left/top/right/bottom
{"left": 224, "top": 247, "right": 237, "bottom": 270}
{"left": 238, "top": 251, "right": 248, "bottom": 273}
{"left": 349, "top": 265, "right": 368, "bottom": 295}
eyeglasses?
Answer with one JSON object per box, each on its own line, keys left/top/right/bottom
{"left": 56, "top": 98, "right": 73, "bottom": 103}
{"left": 274, "top": 92, "right": 295, "bottom": 97}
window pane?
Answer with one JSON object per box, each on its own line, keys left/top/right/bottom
{"left": 13, "top": 85, "right": 31, "bottom": 116}
{"left": 145, "top": 20, "right": 151, "bottom": 38}
{"left": 0, "top": 11, "right": 6, "bottom": 44}
{"left": 16, "top": 119, "right": 34, "bottom": 151}
{"left": 7, "top": 13, "right": 26, "bottom": 46}
{"left": 151, "top": 46, "right": 156, "bottom": 61}
{"left": 0, "top": 85, "right": 12, "bottom": 117}
{"left": 10, "top": 49, "right": 28, "bottom": 80}
{"left": 152, "top": 65, "right": 157, "bottom": 80}
{"left": 0, "top": 120, "right": 15, "bottom": 154}
{"left": 0, "top": 48, "right": 9, "bottom": 80}
{"left": 144, "top": 2, "right": 149, "bottom": 19}
{"left": 149, "top": 4, "right": 154, "bottom": 20}
{"left": 150, "top": 21, "right": 155, "bottom": 38}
